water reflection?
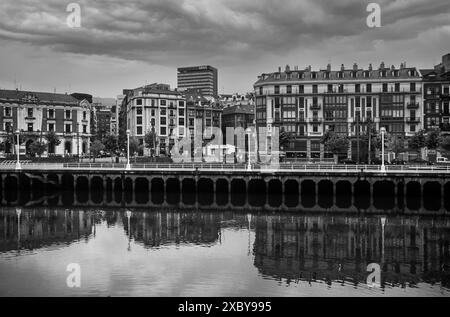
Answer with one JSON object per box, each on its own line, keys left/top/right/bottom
{"left": 0, "top": 207, "right": 449, "bottom": 296}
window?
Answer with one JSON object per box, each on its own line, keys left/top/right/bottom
{"left": 48, "top": 123, "right": 55, "bottom": 132}
{"left": 274, "top": 85, "right": 280, "bottom": 94}
{"left": 313, "top": 125, "right": 319, "bottom": 133}
{"left": 160, "top": 100, "right": 166, "bottom": 106}
{"left": 160, "top": 127, "right": 167, "bottom": 135}
{"left": 65, "top": 110, "right": 71, "bottom": 119}
{"left": 137, "top": 127, "right": 143, "bottom": 135}
{"left": 28, "top": 108, "right": 34, "bottom": 118}
{"left": 395, "top": 83, "right": 400, "bottom": 92}
{"left": 83, "top": 125, "right": 87, "bottom": 133}
{"left": 4, "top": 122, "right": 11, "bottom": 132}
{"left": 179, "top": 118, "right": 185, "bottom": 125}
{"left": 366, "top": 84, "right": 372, "bottom": 93}
{"left": 312, "top": 85, "right": 318, "bottom": 94}
{"left": 160, "top": 108, "right": 167, "bottom": 116}
{"left": 410, "top": 83, "right": 416, "bottom": 92}
{"left": 328, "top": 84, "right": 333, "bottom": 93}
{"left": 382, "top": 83, "right": 388, "bottom": 93}
{"left": 160, "top": 117, "right": 167, "bottom": 125}
{"left": 136, "top": 117, "right": 142, "bottom": 125}
{"left": 444, "top": 86, "right": 450, "bottom": 95}
{"left": 299, "top": 85, "right": 304, "bottom": 94}
{"left": 48, "top": 109, "right": 55, "bottom": 119}
{"left": 287, "top": 85, "right": 292, "bottom": 94}
{"left": 178, "top": 108, "right": 184, "bottom": 116}
{"left": 355, "top": 84, "right": 360, "bottom": 93}
{"left": 65, "top": 124, "right": 71, "bottom": 133}
{"left": 4, "top": 107, "right": 11, "bottom": 117}
{"left": 136, "top": 107, "right": 143, "bottom": 115}
{"left": 136, "top": 99, "right": 143, "bottom": 106}
{"left": 410, "top": 125, "right": 416, "bottom": 132}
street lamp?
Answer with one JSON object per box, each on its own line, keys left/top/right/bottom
{"left": 246, "top": 128, "right": 252, "bottom": 170}
{"left": 126, "top": 129, "right": 131, "bottom": 170}
{"left": 15, "top": 129, "right": 21, "bottom": 170}
{"left": 380, "top": 127, "right": 386, "bottom": 172}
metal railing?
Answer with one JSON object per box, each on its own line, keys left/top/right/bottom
{"left": 0, "top": 161, "right": 450, "bottom": 173}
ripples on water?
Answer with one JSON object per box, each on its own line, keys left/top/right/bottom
{"left": 0, "top": 207, "right": 449, "bottom": 297}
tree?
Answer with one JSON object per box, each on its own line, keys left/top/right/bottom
{"left": 439, "top": 135, "right": 450, "bottom": 153}
{"left": 29, "top": 141, "right": 47, "bottom": 157}
{"left": 426, "top": 129, "right": 440, "bottom": 150}
{"left": 90, "top": 140, "right": 105, "bottom": 163}
{"left": 321, "top": 130, "right": 349, "bottom": 162}
{"left": 144, "top": 130, "right": 158, "bottom": 156}
{"left": 103, "top": 134, "right": 118, "bottom": 154}
{"left": 408, "top": 130, "right": 426, "bottom": 153}
{"left": 386, "top": 134, "right": 407, "bottom": 157}
{"left": 279, "top": 130, "right": 293, "bottom": 151}
{"left": 129, "top": 137, "right": 141, "bottom": 156}
{"left": 45, "top": 131, "right": 61, "bottom": 154}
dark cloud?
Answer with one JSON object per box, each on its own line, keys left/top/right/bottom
{"left": 0, "top": 0, "right": 448, "bottom": 66}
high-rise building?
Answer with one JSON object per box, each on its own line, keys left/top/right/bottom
{"left": 177, "top": 66, "right": 218, "bottom": 97}
{"left": 254, "top": 63, "right": 423, "bottom": 162}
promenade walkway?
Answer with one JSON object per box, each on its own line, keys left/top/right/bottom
{"left": 0, "top": 162, "right": 450, "bottom": 174}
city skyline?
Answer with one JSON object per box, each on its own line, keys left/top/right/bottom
{"left": 0, "top": 0, "right": 449, "bottom": 98}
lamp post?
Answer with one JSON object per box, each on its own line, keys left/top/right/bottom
{"left": 126, "top": 129, "right": 131, "bottom": 170}
{"left": 246, "top": 128, "right": 252, "bottom": 170}
{"left": 15, "top": 129, "right": 21, "bottom": 170}
{"left": 77, "top": 123, "right": 80, "bottom": 163}
{"left": 380, "top": 127, "right": 386, "bottom": 172}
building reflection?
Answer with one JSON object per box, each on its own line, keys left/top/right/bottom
{"left": 253, "top": 215, "right": 450, "bottom": 288}
{"left": 0, "top": 208, "right": 95, "bottom": 252}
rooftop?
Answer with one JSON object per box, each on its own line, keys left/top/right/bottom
{"left": 255, "top": 63, "right": 420, "bottom": 85}
{"left": 0, "top": 89, "right": 82, "bottom": 104}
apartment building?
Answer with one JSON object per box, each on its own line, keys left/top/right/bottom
{"left": 0, "top": 89, "right": 91, "bottom": 156}
{"left": 124, "top": 83, "right": 186, "bottom": 156}
{"left": 421, "top": 54, "right": 450, "bottom": 133}
{"left": 254, "top": 63, "right": 423, "bottom": 161}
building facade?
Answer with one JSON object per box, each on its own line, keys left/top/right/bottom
{"left": 177, "top": 65, "right": 218, "bottom": 97}
{"left": 254, "top": 63, "right": 423, "bottom": 161}
{"left": 421, "top": 54, "right": 450, "bottom": 133}
{"left": 125, "top": 83, "right": 186, "bottom": 156}
{"left": 0, "top": 89, "right": 91, "bottom": 156}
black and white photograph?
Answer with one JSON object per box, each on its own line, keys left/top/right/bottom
{"left": 0, "top": 0, "right": 449, "bottom": 303}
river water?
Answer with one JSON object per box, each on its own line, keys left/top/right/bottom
{"left": 0, "top": 207, "right": 449, "bottom": 297}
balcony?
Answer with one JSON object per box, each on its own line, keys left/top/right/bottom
{"left": 310, "top": 117, "right": 323, "bottom": 123}
{"left": 407, "top": 117, "right": 420, "bottom": 123}
{"left": 407, "top": 102, "right": 420, "bottom": 109}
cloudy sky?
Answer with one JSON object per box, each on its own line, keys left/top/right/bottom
{"left": 0, "top": 0, "right": 449, "bottom": 98}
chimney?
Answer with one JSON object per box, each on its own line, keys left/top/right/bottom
{"left": 400, "top": 62, "right": 405, "bottom": 69}
{"left": 391, "top": 65, "right": 395, "bottom": 70}
{"left": 341, "top": 64, "right": 345, "bottom": 71}
{"left": 380, "top": 62, "right": 385, "bottom": 69}
{"left": 285, "top": 64, "right": 290, "bottom": 72}
{"left": 278, "top": 66, "right": 281, "bottom": 73}
{"left": 353, "top": 63, "right": 358, "bottom": 71}
{"left": 368, "top": 63, "right": 373, "bottom": 71}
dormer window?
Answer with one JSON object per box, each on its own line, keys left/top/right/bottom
{"left": 311, "top": 72, "right": 317, "bottom": 79}
{"left": 338, "top": 72, "right": 344, "bottom": 79}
